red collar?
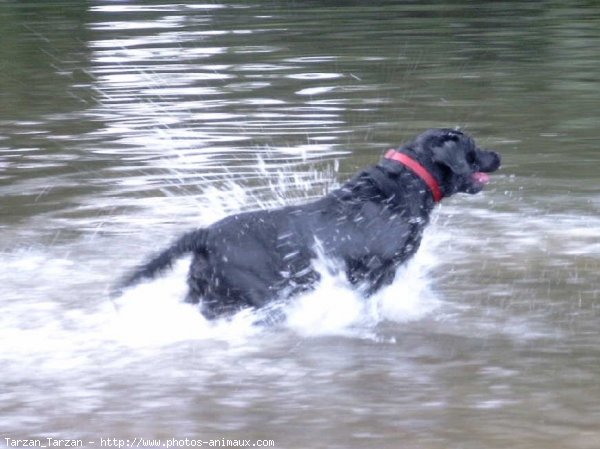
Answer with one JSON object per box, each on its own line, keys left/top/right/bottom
{"left": 384, "top": 150, "right": 443, "bottom": 202}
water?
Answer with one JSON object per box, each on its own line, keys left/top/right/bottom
{"left": 1, "top": 1, "right": 599, "bottom": 448}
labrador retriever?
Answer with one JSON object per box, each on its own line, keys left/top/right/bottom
{"left": 118, "top": 128, "right": 501, "bottom": 319}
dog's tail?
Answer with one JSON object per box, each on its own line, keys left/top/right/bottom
{"left": 113, "top": 228, "right": 208, "bottom": 296}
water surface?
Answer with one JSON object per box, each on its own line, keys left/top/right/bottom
{"left": 1, "top": 2, "right": 599, "bottom": 448}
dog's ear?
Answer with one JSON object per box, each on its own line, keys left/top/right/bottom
{"left": 431, "top": 132, "right": 471, "bottom": 175}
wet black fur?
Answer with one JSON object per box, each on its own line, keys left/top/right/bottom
{"left": 119, "top": 129, "right": 501, "bottom": 319}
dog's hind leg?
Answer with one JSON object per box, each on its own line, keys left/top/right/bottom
{"left": 199, "top": 291, "right": 253, "bottom": 320}
{"left": 185, "top": 253, "right": 209, "bottom": 304}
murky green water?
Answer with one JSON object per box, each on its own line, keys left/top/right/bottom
{"left": 1, "top": 2, "right": 599, "bottom": 448}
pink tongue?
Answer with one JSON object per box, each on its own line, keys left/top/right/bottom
{"left": 472, "top": 172, "right": 490, "bottom": 184}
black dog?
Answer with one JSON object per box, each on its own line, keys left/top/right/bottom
{"left": 119, "top": 129, "right": 501, "bottom": 319}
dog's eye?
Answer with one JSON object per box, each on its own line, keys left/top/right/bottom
{"left": 445, "top": 132, "right": 460, "bottom": 142}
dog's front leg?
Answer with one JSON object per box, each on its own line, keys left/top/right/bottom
{"left": 345, "top": 256, "right": 396, "bottom": 296}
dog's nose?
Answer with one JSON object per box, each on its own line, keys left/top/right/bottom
{"left": 491, "top": 151, "right": 501, "bottom": 171}
{"left": 481, "top": 150, "right": 501, "bottom": 172}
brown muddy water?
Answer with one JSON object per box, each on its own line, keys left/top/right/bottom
{"left": 1, "top": 2, "right": 599, "bottom": 448}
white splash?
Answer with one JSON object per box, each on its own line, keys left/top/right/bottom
{"left": 108, "top": 259, "right": 262, "bottom": 347}
{"left": 284, "top": 233, "right": 441, "bottom": 337}
{"left": 110, "top": 226, "right": 442, "bottom": 345}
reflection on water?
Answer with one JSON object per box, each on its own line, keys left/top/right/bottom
{"left": 1, "top": 1, "right": 599, "bottom": 448}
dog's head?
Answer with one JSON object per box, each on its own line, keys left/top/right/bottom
{"left": 409, "top": 128, "right": 501, "bottom": 196}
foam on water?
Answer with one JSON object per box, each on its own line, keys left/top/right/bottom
{"left": 15, "top": 158, "right": 584, "bottom": 369}
{"left": 108, "top": 258, "right": 263, "bottom": 347}
{"left": 284, "top": 236, "right": 440, "bottom": 337}
{"left": 0, "top": 184, "right": 442, "bottom": 368}
{"left": 7, "top": 157, "right": 597, "bottom": 368}
{"left": 3, "top": 172, "right": 596, "bottom": 377}
{"left": 6, "top": 133, "right": 506, "bottom": 380}
{"left": 109, "top": 228, "right": 441, "bottom": 345}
